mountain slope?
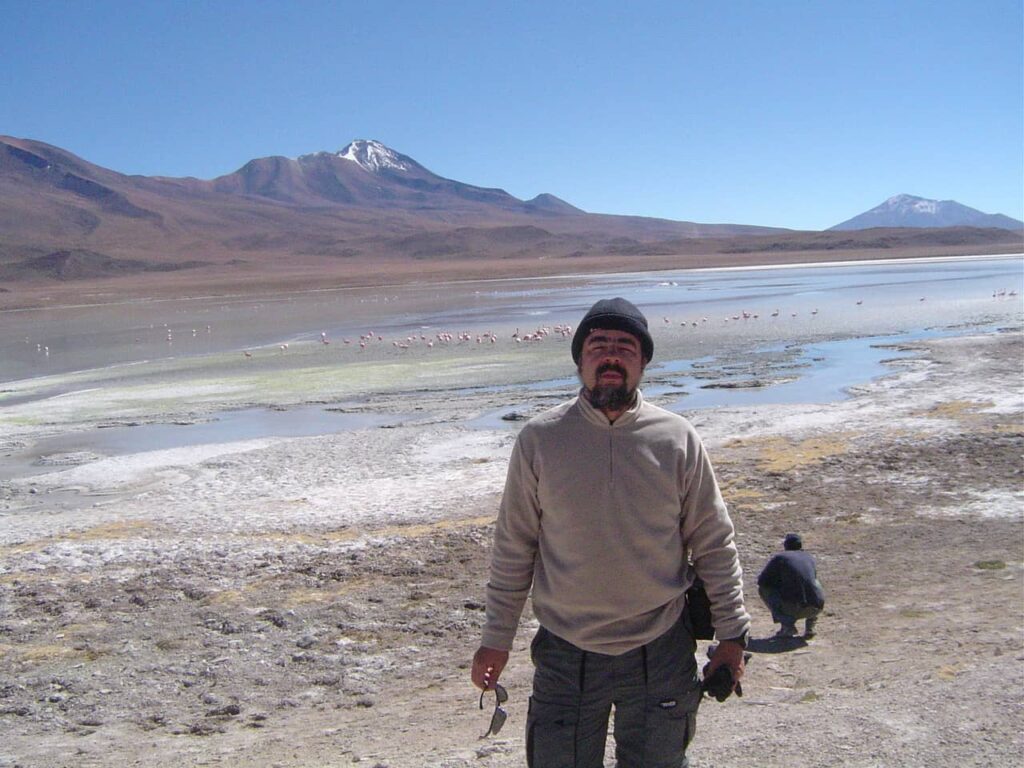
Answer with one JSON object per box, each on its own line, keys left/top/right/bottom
{"left": 0, "top": 136, "right": 787, "bottom": 281}
{"left": 831, "top": 194, "right": 1023, "bottom": 231}
{"left": 1, "top": 138, "right": 1019, "bottom": 296}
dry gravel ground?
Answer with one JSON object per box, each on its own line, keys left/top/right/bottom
{"left": 0, "top": 331, "right": 1022, "bottom": 767}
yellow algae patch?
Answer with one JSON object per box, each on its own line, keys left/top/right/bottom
{"left": 0, "top": 570, "right": 100, "bottom": 587}
{"left": 720, "top": 487, "right": 766, "bottom": 503}
{"left": 0, "top": 569, "right": 46, "bottom": 584}
{"left": 913, "top": 400, "right": 996, "bottom": 421}
{"left": 18, "top": 644, "right": 89, "bottom": 662}
{"left": 4, "top": 520, "right": 161, "bottom": 556}
{"left": 995, "top": 422, "right": 1024, "bottom": 435}
{"left": 59, "top": 621, "right": 109, "bottom": 636}
{"left": 5, "top": 540, "right": 51, "bottom": 556}
{"left": 835, "top": 511, "right": 867, "bottom": 525}
{"left": 62, "top": 519, "right": 157, "bottom": 541}
{"left": 249, "top": 528, "right": 360, "bottom": 545}
{"left": 899, "top": 608, "right": 933, "bottom": 619}
{"left": 279, "top": 581, "right": 371, "bottom": 607}
{"left": 204, "top": 589, "right": 245, "bottom": 605}
{"left": 743, "top": 434, "right": 858, "bottom": 473}
{"left": 936, "top": 663, "right": 967, "bottom": 681}
{"left": 244, "top": 515, "right": 497, "bottom": 546}
{"left": 369, "top": 514, "right": 496, "bottom": 539}
{"left": 281, "top": 587, "right": 337, "bottom": 606}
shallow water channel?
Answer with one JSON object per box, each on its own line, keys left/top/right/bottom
{"left": 1, "top": 255, "right": 1021, "bottom": 478}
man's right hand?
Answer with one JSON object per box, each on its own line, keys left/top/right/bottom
{"left": 471, "top": 646, "right": 510, "bottom": 690}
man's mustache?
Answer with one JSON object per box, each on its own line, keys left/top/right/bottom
{"left": 596, "top": 363, "right": 628, "bottom": 379}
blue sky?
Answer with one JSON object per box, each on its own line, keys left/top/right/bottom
{"left": 3, "top": 0, "right": 1021, "bottom": 230}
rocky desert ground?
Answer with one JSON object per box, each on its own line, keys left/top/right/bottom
{"left": 1, "top": 316, "right": 1022, "bottom": 767}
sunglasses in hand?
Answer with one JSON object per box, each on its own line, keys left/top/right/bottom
{"left": 479, "top": 682, "right": 508, "bottom": 738}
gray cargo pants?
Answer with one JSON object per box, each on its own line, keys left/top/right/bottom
{"left": 758, "top": 584, "right": 822, "bottom": 630}
{"left": 525, "top": 611, "right": 701, "bottom": 768}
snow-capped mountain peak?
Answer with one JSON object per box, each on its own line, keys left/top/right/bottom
{"left": 337, "top": 140, "right": 412, "bottom": 173}
{"left": 882, "top": 194, "right": 938, "bottom": 215}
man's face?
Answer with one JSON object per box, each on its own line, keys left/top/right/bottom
{"left": 577, "top": 328, "right": 646, "bottom": 411}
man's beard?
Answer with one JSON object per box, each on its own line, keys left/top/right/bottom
{"left": 582, "top": 363, "right": 637, "bottom": 411}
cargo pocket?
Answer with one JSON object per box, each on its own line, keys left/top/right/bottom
{"left": 526, "top": 695, "right": 578, "bottom": 768}
{"left": 642, "top": 681, "right": 701, "bottom": 766}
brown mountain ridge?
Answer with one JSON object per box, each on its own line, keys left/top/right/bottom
{"left": 1, "top": 136, "right": 1020, "bottom": 306}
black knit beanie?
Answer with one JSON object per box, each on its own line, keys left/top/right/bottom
{"left": 571, "top": 297, "right": 654, "bottom": 364}
{"left": 784, "top": 533, "right": 803, "bottom": 550}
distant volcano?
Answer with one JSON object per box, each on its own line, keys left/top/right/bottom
{"left": 830, "top": 194, "right": 1022, "bottom": 231}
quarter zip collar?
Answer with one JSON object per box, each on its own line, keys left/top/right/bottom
{"left": 576, "top": 388, "right": 644, "bottom": 428}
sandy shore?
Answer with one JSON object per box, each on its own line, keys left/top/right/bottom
{"left": 1, "top": 321, "right": 1022, "bottom": 766}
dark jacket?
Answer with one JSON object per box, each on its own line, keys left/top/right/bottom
{"left": 757, "top": 550, "right": 825, "bottom": 609}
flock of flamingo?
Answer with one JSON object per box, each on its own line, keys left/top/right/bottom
{"left": 234, "top": 289, "right": 1020, "bottom": 359}
{"left": 256, "top": 323, "right": 577, "bottom": 356}
{"left": 20, "top": 288, "right": 1019, "bottom": 362}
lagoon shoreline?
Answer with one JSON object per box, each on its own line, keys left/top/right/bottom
{"left": 3, "top": 243, "right": 1021, "bottom": 313}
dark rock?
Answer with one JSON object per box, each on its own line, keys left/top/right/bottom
{"left": 258, "top": 609, "right": 288, "bottom": 628}
{"left": 205, "top": 703, "right": 241, "bottom": 718}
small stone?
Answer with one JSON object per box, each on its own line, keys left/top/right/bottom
{"left": 205, "top": 703, "right": 241, "bottom": 717}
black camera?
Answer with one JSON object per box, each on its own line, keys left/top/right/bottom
{"left": 701, "top": 651, "right": 753, "bottom": 702}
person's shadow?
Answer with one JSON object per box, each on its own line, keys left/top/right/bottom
{"left": 748, "top": 635, "right": 809, "bottom": 654}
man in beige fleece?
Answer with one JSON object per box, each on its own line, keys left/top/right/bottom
{"left": 472, "top": 297, "right": 750, "bottom": 768}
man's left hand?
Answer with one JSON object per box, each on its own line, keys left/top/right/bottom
{"left": 703, "top": 639, "right": 746, "bottom": 696}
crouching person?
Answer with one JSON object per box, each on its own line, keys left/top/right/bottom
{"left": 758, "top": 533, "right": 825, "bottom": 639}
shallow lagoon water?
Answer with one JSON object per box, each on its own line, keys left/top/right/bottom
{"left": 2, "top": 254, "right": 1021, "bottom": 384}
{"left": 1, "top": 329, "right": 928, "bottom": 473}
{"left": 38, "top": 406, "right": 405, "bottom": 455}
{"left": 0, "top": 406, "right": 412, "bottom": 481}
{"left": 463, "top": 324, "right": 983, "bottom": 429}
{"left": 1, "top": 255, "right": 1021, "bottom": 474}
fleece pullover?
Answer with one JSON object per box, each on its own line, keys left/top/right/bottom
{"left": 757, "top": 550, "right": 826, "bottom": 609}
{"left": 482, "top": 389, "right": 750, "bottom": 655}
